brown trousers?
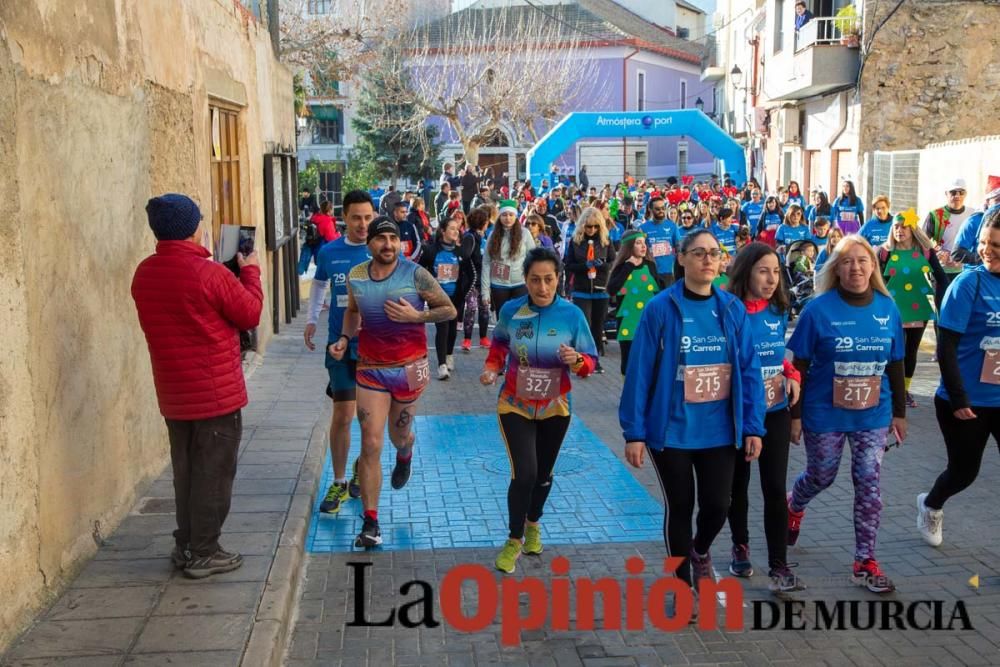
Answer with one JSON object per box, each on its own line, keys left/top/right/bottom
{"left": 165, "top": 410, "right": 242, "bottom": 557}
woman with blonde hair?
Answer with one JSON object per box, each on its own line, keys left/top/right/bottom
{"left": 876, "top": 212, "right": 948, "bottom": 407}
{"left": 786, "top": 235, "right": 907, "bottom": 594}
{"left": 565, "top": 207, "right": 614, "bottom": 372}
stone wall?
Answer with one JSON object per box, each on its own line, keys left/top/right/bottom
{"left": 0, "top": 0, "right": 294, "bottom": 651}
{"left": 859, "top": 0, "right": 1000, "bottom": 152}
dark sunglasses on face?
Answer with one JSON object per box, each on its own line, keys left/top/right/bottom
{"left": 949, "top": 190, "right": 966, "bottom": 196}
{"left": 584, "top": 224, "right": 599, "bottom": 230}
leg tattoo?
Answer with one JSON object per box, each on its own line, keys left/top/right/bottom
{"left": 394, "top": 408, "right": 412, "bottom": 430}
{"left": 357, "top": 407, "right": 370, "bottom": 424}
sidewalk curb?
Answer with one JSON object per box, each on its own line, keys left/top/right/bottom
{"left": 241, "top": 404, "right": 329, "bottom": 667}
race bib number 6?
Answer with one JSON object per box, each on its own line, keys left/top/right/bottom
{"left": 764, "top": 374, "right": 786, "bottom": 409}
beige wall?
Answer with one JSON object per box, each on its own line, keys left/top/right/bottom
{"left": 859, "top": 0, "right": 1000, "bottom": 153}
{"left": 0, "top": 0, "right": 294, "bottom": 650}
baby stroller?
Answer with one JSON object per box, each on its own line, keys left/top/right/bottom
{"left": 784, "top": 239, "right": 818, "bottom": 319}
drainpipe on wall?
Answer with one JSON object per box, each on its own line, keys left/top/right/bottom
{"left": 623, "top": 47, "right": 640, "bottom": 181}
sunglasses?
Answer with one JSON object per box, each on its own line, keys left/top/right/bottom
{"left": 584, "top": 224, "right": 599, "bottom": 230}
{"left": 681, "top": 216, "right": 694, "bottom": 221}
{"left": 949, "top": 190, "right": 966, "bottom": 196}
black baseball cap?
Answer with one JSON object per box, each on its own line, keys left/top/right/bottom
{"left": 367, "top": 216, "right": 400, "bottom": 243}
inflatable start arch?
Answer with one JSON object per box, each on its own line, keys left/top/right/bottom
{"left": 526, "top": 110, "right": 747, "bottom": 187}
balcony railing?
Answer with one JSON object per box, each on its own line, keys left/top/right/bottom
{"left": 795, "top": 16, "right": 861, "bottom": 52}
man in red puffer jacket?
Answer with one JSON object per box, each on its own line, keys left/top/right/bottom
{"left": 131, "top": 193, "right": 263, "bottom": 579}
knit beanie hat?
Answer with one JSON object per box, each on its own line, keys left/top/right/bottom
{"left": 498, "top": 199, "right": 518, "bottom": 216}
{"left": 146, "top": 194, "right": 202, "bottom": 241}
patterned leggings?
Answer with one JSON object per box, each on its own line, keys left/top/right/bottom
{"left": 462, "top": 287, "right": 490, "bottom": 340}
{"left": 789, "top": 428, "right": 888, "bottom": 561}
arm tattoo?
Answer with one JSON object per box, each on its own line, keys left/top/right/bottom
{"left": 394, "top": 408, "right": 412, "bottom": 429}
{"left": 414, "top": 267, "right": 458, "bottom": 323}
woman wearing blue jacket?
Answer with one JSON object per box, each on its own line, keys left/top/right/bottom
{"left": 619, "top": 229, "right": 766, "bottom": 598}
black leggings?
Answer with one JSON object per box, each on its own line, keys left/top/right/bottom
{"left": 904, "top": 324, "right": 927, "bottom": 378}
{"left": 925, "top": 396, "right": 1000, "bottom": 509}
{"left": 728, "top": 408, "right": 790, "bottom": 568}
{"left": 499, "top": 413, "right": 571, "bottom": 540}
{"left": 434, "top": 319, "right": 458, "bottom": 367}
{"left": 491, "top": 285, "right": 527, "bottom": 315}
{"left": 649, "top": 444, "right": 736, "bottom": 585}
{"left": 619, "top": 340, "right": 632, "bottom": 375}
{"left": 575, "top": 297, "right": 609, "bottom": 355}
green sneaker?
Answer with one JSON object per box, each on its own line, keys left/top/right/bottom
{"left": 319, "top": 482, "right": 349, "bottom": 514}
{"left": 348, "top": 458, "right": 361, "bottom": 499}
{"left": 523, "top": 524, "right": 543, "bottom": 555}
{"left": 494, "top": 539, "right": 522, "bottom": 574}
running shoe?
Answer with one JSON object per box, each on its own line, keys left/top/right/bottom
{"left": 184, "top": 549, "right": 244, "bottom": 579}
{"left": 729, "top": 543, "right": 753, "bottom": 578}
{"left": 391, "top": 453, "right": 412, "bottom": 490}
{"left": 768, "top": 563, "right": 806, "bottom": 593}
{"left": 319, "top": 481, "right": 349, "bottom": 514}
{"left": 437, "top": 364, "right": 450, "bottom": 380}
{"left": 916, "top": 492, "right": 943, "bottom": 547}
{"left": 594, "top": 363, "right": 605, "bottom": 374}
{"left": 348, "top": 458, "right": 361, "bottom": 499}
{"left": 446, "top": 354, "right": 455, "bottom": 371}
{"left": 355, "top": 515, "right": 382, "bottom": 548}
{"left": 461, "top": 339, "right": 472, "bottom": 352}
{"left": 479, "top": 337, "right": 491, "bottom": 349}
{"left": 851, "top": 558, "right": 894, "bottom": 593}
{"left": 786, "top": 492, "right": 805, "bottom": 546}
{"left": 523, "top": 524, "right": 543, "bottom": 555}
{"left": 905, "top": 391, "right": 918, "bottom": 408}
{"left": 689, "top": 547, "right": 715, "bottom": 590}
{"left": 494, "top": 539, "right": 522, "bottom": 574}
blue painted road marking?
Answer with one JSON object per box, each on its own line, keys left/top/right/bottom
{"left": 305, "top": 414, "right": 664, "bottom": 552}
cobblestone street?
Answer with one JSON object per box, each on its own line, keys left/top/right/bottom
{"left": 4, "top": 315, "right": 999, "bottom": 667}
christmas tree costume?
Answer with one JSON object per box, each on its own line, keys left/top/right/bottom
{"left": 883, "top": 248, "right": 936, "bottom": 326}
{"left": 614, "top": 263, "right": 661, "bottom": 374}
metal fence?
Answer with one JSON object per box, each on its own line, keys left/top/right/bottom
{"left": 872, "top": 151, "right": 920, "bottom": 212}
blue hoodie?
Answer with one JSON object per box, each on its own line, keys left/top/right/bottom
{"left": 619, "top": 281, "right": 766, "bottom": 451}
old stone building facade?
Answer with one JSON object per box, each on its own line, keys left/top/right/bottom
{"left": 0, "top": 0, "right": 295, "bottom": 650}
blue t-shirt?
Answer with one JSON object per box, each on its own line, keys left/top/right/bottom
{"left": 787, "top": 290, "right": 904, "bottom": 433}
{"left": 936, "top": 267, "right": 1000, "bottom": 407}
{"left": 775, "top": 223, "right": 812, "bottom": 246}
{"left": 830, "top": 198, "right": 865, "bottom": 234}
{"left": 711, "top": 222, "right": 737, "bottom": 255}
{"left": 787, "top": 194, "right": 806, "bottom": 208}
{"left": 666, "top": 294, "right": 734, "bottom": 448}
{"left": 675, "top": 223, "right": 700, "bottom": 245}
{"left": 860, "top": 217, "right": 893, "bottom": 247}
{"left": 758, "top": 210, "right": 783, "bottom": 235}
{"left": 314, "top": 238, "right": 372, "bottom": 353}
{"left": 748, "top": 306, "right": 790, "bottom": 412}
{"left": 640, "top": 219, "right": 679, "bottom": 276}
{"left": 811, "top": 232, "right": 830, "bottom": 250}
{"left": 432, "top": 245, "right": 460, "bottom": 296}
{"left": 742, "top": 201, "right": 764, "bottom": 223}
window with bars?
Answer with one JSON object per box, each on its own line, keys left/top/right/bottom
{"left": 308, "top": 0, "right": 333, "bottom": 14}
{"left": 678, "top": 141, "right": 689, "bottom": 177}
{"left": 312, "top": 119, "right": 342, "bottom": 145}
{"left": 209, "top": 104, "right": 245, "bottom": 240}
{"left": 872, "top": 151, "right": 920, "bottom": 212}
{"left": 679, "top": 80, "right": 688, "bottom": 109}
{"left": 637, "top": 71, "right": 646, "bottom": 111}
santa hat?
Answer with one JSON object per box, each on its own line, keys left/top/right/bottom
{"left": 986, "top": 175, "right": 1000, "bottom": 201}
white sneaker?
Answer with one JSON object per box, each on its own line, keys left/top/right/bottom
{"left": 446, "top": 354, "right": 455, "bottom": 371}
{"left": 917, "top": 492, "right": 943, "bottom": 547}
{"left": 437, "top": 364, "right": 450, "bottom": 380}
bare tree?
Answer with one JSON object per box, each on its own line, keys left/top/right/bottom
{"left": 377, "top": 4, "right": 611, "bottom": 167}
{"left": 278, "top": 0, "right": 411, "bottom": 98}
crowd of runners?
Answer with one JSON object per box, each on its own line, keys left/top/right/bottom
{"left": 299, "top": 167, "right": 1000, "bottom": 601}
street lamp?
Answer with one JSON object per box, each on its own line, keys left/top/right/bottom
{"left": 730, "top": 65, "right": 744, "bottom": 90}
